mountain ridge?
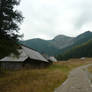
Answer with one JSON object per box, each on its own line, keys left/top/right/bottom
{"left": 21, "top": 31, "right": 92, "bottom": 56}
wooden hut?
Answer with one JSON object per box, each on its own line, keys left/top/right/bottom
{"left": 48, "top": 56, "right": 57, "bottom": 64}
{"left": 0, "top": 45, "right": 49, "bottom": 70}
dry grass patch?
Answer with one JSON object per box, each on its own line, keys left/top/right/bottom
{"left": 0, "top": 58, "right": 92, "bottom": 92}
{"left": 55, "top": 58, "right": 92, "bottom": 71}
{"left": 0, "top": 69, "right": 67, "bottom": 92}
{"left": 88, "top": 67, "right": 92, "bottom": 73}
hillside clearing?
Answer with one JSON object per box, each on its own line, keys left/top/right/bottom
{"left": 0, "top": 58, "right": 92, "bottom": 92}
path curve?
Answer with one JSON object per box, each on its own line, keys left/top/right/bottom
{"left": 55, "top": 64, "right": 92, "bottom": 92}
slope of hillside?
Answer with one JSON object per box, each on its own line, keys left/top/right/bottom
{"left": 20, "top": 35, "right": 73, "bottom": 56}
{"left": 21, "top": 39, "right": 60, "bottom": 56}
{"left": 57, "top": 39, "right": 92, "bottom": 60}
{"left": 58, "top": 31, "right": 92, "bottom": 55}
{"left": 49, "top": 35, "right": 74, "bottom": 49}
{"left": 73, "top": 31, "right": 92, "bottom": 45}
{"left": 21, "top": 31, "right": 92, "bottom": 56}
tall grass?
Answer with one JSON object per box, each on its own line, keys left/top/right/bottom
{"left": 0, "top": 69, "right": 67, "bottom": 92}
{"left": 0, "top": 58, "right": 92, "bottom": 92}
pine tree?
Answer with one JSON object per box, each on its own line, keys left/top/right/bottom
{"left": 0, "top": 0, "right": 23, "bottom": 58}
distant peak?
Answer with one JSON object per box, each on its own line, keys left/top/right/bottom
{"left": 84, "top": 30, "right": 92, "bottom": 34}
{"left": 55, "top": 35, "right": 65, "bottom": 38}
{"left": 53, "top": 35, "right": 72, "bottom": 40}
{"left": 79, "top": 31, "right": 92, "bottom": 36}
{"left": 86, "top": 30, "right": 91, "bottom": 32}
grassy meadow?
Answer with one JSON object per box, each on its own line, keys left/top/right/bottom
{"left": 0, "top": 58, "right": 92, "bottom": 92}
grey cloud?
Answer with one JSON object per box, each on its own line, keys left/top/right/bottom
{"left": 19, "top": 0, "right": 92, "bottom": 40}
{"left": 74, "top": 0, "right": 92, "bottom": 29}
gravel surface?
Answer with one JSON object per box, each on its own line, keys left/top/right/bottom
{"left": 55, "top": 64, "right": 92, "bottom": 92}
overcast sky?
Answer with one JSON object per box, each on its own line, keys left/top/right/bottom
{"left": 18, "top": 0, "right": 92, "bottom": 40}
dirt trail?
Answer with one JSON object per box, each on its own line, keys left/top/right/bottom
{"left": 55, "top": 64, "right": 92, "bottom": 92}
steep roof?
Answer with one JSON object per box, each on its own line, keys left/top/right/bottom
{"left": 21, "top": 45, "right": 48, "bottom": 62}
{"left": 0, "top": 45, "right": 48, "bottom": 62}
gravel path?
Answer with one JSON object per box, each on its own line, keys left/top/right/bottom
{"left": 55, "top": 64, "right": 92, "bottom": 92}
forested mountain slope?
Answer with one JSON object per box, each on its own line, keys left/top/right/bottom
{"left": 20, "top": 39, "right": 60, "bottom": 56}
{"left": 57, "top": 39, "right": 92, "bottom": 60}
{"left": 58, "top": 31, "right": 92, "bottom": 55}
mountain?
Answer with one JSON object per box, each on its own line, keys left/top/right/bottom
{"left": 21, "top": 35, "right": 74, "bottom": 56}
{"left": 20, "top": 38, "right": 60, "bottom": 56}
{"left": 57, "top": 39, "right": 92, "bottom": 60}
{"left": 49, "top": 35, "right": 74, "bottom": 49}
{"left": 73, "top": 31, "right": 92, "bottom": 45}
{"left": 21, "top": 31, "right": 92, "bottom": 56}
{"left": 58, "top": 31, "right": 92, "bottom": 55}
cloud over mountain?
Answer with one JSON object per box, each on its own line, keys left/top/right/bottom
{"left": 19, "top": 0, "right": 92, "bottom": 40}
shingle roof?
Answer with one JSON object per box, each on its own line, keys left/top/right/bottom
{"left": 0, "top": 45, "right": 48, "bottom": 62}
{"left": 0, "top": 50, "right": 28, "bottom": 62}
{"left": 21, "top": 45, "right": 48, "bottom": 62}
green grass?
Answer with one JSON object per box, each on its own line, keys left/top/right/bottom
{"left": 48, "top": 63, "right": 70, "bottom": 73}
